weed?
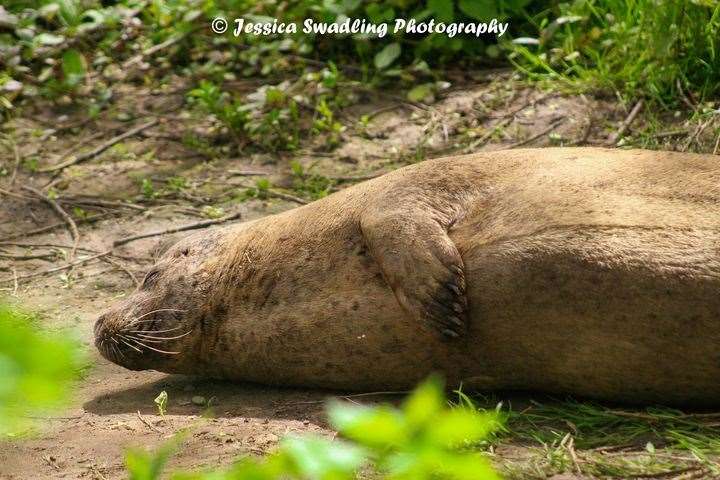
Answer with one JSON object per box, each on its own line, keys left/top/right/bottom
{"left": 512, "top": 0, "right": 720, "bottom": 106}
{"left": 124, "top": 376, "right": 501, "bottom": 479}
{"left": 154, "top": 391, "right": 168, "bottom": 417}
{"left": 290, "top": 160, "right": 333, "bottom": 200}
{"left": 140, "top": 178, "right": 156, "bottom": 199}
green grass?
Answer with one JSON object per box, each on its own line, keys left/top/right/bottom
{"left": 458, "top": 392, "right": 720, "bottom": 478}
{"left": 511, "top": 0, "right": 720, "bottom": 107}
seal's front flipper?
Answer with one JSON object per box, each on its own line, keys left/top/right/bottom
{"left": 360, "top": 209, "right": 468, "bottom": 338}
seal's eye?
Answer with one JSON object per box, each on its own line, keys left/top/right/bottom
{"left": 181, "top": 248, "right": 190, "bottom": 256}
{"left": 142, "top": 269, "right": 161, "bottom": 288}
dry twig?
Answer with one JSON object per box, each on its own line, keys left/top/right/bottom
{"left": 0, "top": 250, "right": 111, "bottom": 285}
{"left": 38, "top": 119, "right": 159, "bottom": 173}
{"left": 21, "top": 186, "right": 80, "bottom": 260}
{"left": 136, "top": 411, "right": 162, "bottom": 433}
{"left": 606, "top": 99, "right": 644, "bottom": 146}
{"left": 0, "top": 211, "right": 114, "bottom": 242}
{"left": 508, "top": 118, "right": 565, "bottom": 149}
{"left": 113, "top": 211, "right": 242, "bottom": 247}
{"left": 103, "top": 256, "right": 139, "bottom": 288}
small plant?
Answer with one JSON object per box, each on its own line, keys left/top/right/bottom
{"left": 290, "top": 161, "right": 333, "bottom": 200}
{"left": 201, "top": 206, "right": 224, "bottom": 219}
{"left": 123, "top": 376, "right": 501, "bottom": 479}
{"left": 312, "top": 98, "right": 345, "bottom": 149}
{"left": 154, "top": 391, "right": 168, "bottom": 417}
{"left": 242, "top": 177, "right": 271, "bottom": 201}
{"left": 166, "top": 176, "right": 188, "bottom": 193}
{"left": 141, "top": 178, "right": 157, "bottom": 199}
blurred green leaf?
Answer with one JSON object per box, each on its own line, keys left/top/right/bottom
{"left": 407, "top": 83, "right": 434, "bottom": 103}
{"left": 61, "top": 49, "right": 86, "bottom": 87}
{"left": 374, "top": 42, "right": 401, "bottom": 70}
{"left": 458, "top": 0, "right": 497, "bottom": 20}
{"left": 402, "top": 374, "right": 444, "bottom": 428}
{"left": 428, "top": 0, "right": 454, "bottom": 23}
{"left": 0, "top": 303, "right": 85, "bottom": 436}
{"left": 328, "top": 402, "right": 407, "bottom": 448}
{"left": 282, "top": 435, "right": 366, "bottom": 480}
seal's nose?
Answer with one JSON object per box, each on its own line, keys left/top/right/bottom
{"left": 94, "top": 312, "right": 108, "bottom": 338}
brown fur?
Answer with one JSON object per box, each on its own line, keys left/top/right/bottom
{"left": 95, "top": 148, "right": 720, "bottom": 406}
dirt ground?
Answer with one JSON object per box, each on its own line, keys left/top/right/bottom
{"left": 0, "top": 73, "right": 712, "bottom": 479}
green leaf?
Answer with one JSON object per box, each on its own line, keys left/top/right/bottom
{"left": 458, "top": 0, "right": 497, "bottom": 20}
{"left": 427, "top": 0, "right": 454, "bottom": 23}
{"left": 425, "top": 409, "right": 499, "bottom": 447}
{"left": 154, "top": 391, "right": 168, "bottom": 416}
{"left": 434, "top": 452, "right": 501, "bottom": 480}
{"left": 402, "top": 375, "right": 445, "bottom": 427}
{"left": 0, "top": 304, "right": 85, "bottom": 436}
{"left": 407, "top": 83, "right": 434, "bottom": 103}
{"left": 125, "top": 434, "right": 185, "bottom": 480}
{"left": 328, "top": 402, "right": 407, "bottom": 448}
{"left": 61, "top": 49, "right": 86, "bottom": 87}
{"left": 374, "top": 42, "right": 401, "bottom": 70}
{"left": 282, "top": 435, "right": 366, "bottom": 479}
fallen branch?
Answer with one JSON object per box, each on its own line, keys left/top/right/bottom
{"left": 0, "top": 250, "right": 111, "bottom": 285}
{"left": 37, "top": 119, "right": 159, "bottom": 173}
{"left": 103, "top": 256, "right": 139, "bottom": 288}
{"left": 21, "top": 186, "right": 80, "bottom": 260}
{"left": 605, "top": 100, "right": 644, "bottom": 146}
{"left": 0, "top": 187, "right": 34, "bottom": 201}
{"left": 123, "top": 32, "right": 191, "bottom": 69}
{"left": 682, "top": 116, "right": 715, "bottom": 152}
{"left": 59, "top": 196, "right": 146, "bottom": 212}
{"left": 227, "top": 169, "right": 270, "bottom": 177}
{"left": 464, "top": 117, "right": 513, "bottom": 153}
{"left": 136, "top": 411, "right": 162, "bottom": 433}
{"left": 40, "top": 131, "right": 104, "bottom": 172}
{"left": 508, "top": 118, "right": 565, "bottom": 149}
{"left": 113, "top": 211, "right": 242, "bottom": 247}
{"left": 0, "top": 252, "right": 58, "bottom": 261}
{"left": 652, "top": 129, "right": 688, "bottom": 139}
{"left": 0, "top": 211, "right": 114, "bottom": 242}
{"left": 266, "top": 190, "right": 308, "bottom": 205}
{"left": 331, "top": 172, "right": 386, "bottom": 183}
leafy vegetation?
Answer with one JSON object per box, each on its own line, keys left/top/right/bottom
{"left": 126, "top": 376, "right": 501, "bottom": 479}
{"left": 511, "top": 0, "right": 720, "bottom": 106}
{"left": 0, "top": 302, "right": 85, "bottom": 436}
{"left": 2, "top": 0, "right": 718, "bottom": 148}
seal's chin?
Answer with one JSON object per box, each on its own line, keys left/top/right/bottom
{"left": 93, "top": 308, "right": 193, "bottom": 373}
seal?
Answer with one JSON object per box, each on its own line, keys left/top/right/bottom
{"left": 94, "top": 147, "right": 720, "bottom": 406}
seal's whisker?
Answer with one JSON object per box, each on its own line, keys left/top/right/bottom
{"left": 132, "top": 330, "right": 193, "bottom": 342}
{"left": 124, "top": 326, "right": 183, "bottom": 335}
{"left": 118, "top": 336, "right": 143, "bottom": 353}
{"left": 111, "top": 341, "right": 125, "bottom": 360}
{"left": 124, "top": 308, "right": 187, "bottom": 327}
{"left": 122, "top": 335, "right": 180, "bottom": 355}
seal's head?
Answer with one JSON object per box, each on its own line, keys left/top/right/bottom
{"left": 94, "top": 229, "right": 228, "bottom": 373}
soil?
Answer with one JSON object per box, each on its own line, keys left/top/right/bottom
{"left": 0, "top": 72, "right": 714, "bottom": 479}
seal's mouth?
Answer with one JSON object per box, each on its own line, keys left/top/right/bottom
{"left": 94, "top": 306, "right": 192, "bottom": 371}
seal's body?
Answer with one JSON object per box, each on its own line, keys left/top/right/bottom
{"left": 95, "top": 148, "right": 720, "bottom": 405}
